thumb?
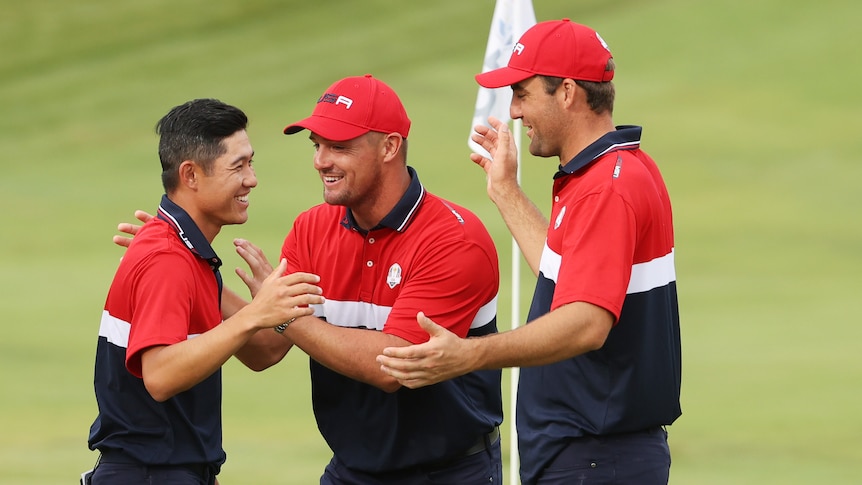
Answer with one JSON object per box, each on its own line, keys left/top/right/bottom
{"left": 416, "top": 312, "right": 444, "bottom": 337}
{"left": 268, "top": 258, "right": 287, "bottom": 281}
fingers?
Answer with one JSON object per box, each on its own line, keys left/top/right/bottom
{"left": 112, "top": 234, "right": 133, "bottom": 248}
{"left": 268, "top": 258, "right": 288, "bottom": 281}
{"left": 117, "top": 222, "right": 141, "bottom": 237}
{"left": 486, "top": 115, "right": 504, "bottom": 130}
{"left": 233, "top": 238, "right": 265, "bottom": 257}
{"left": 134, "top": 210, "right": 154, "bottom": 224}
{"left": 234, "top": 239, "right": 274, "bottom": 275}
{"left": 113, "top": 211, "right": 151, "bottom": 248}
{"left": 416, "top": 311, "right": 444, "bottom": 336}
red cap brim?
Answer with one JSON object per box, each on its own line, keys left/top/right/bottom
{"left": 283, "top": 115, "right": 370, "bottom": 142}
{"left": 475, "top": 66, "right": 537, "bottom": 89}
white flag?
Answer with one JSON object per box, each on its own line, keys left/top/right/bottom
{"left": 468, "top": 0, "right": 536, "bottom": 157}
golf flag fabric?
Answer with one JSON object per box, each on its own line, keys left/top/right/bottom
{"left": 470, "top": 2, "right": 536, "bottom": 484}
{"left": 468, "top": 0, "right": 536, "bottom": 157}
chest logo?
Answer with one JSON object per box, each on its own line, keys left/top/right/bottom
{"left": 386, "top": 263, "right": 403, "bottom": 289}
{"left": 554, "top": 206, "right": 566, "bottom": 230}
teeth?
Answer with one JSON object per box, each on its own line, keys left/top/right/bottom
{"left": 236, "top": 195, "right": 248, "bottom": 203}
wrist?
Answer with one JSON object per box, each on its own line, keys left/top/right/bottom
{"left": 274, "top": 317, "right": 296, "bottom": 334}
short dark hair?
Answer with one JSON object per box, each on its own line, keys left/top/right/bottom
{"left": 539, "top": 58, "right": 616, "bottom": 115}
{"left": 155, "top": 98, "right": 248, "bottom": 192}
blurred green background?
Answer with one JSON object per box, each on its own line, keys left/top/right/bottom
{"left": 1, "top": 0, "right": 860, "bottom": 483}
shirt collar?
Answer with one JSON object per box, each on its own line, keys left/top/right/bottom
{"left": 156, "top": 194, "right": 222, "bottom": 270}
{"left": 341, "top": 166, "right": 425, "bottom": 233}
{"left": 555, "top": 125, "right": 643, "bottom": 179}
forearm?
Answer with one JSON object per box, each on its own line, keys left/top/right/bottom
{"left": 142, "top": 316, "right": 259, "bottom": 401}
{"left": 473, "top": 302, "right": 613, "bottom": 369}
{"left": 285, "top": 317, "right": 408, "bottom": 392}
{"left": 234, "top": 328, "right": 294, "bottom": 371}
{"left": 490, "top": 185, "right": 548, "bottom": 276}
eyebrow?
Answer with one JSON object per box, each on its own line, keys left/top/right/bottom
{"left": 229, "top": 150, "right": 254, "bottom": 165}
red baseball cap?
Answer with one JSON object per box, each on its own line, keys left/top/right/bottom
{"left": 475, "top": 18, "right": 614, "bottom": 88}
{"left": 284, "top": 74, "right": 411, "bottom": 141}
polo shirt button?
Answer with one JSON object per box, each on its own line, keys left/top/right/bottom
{"left": 366, "top": 261, "right": 373, "bottom": 267}
{"left": 368, "top": 237, "right": 375, "bottom": 244}
{"left": 590, "top": 462, "right": 597, "bottom": 468}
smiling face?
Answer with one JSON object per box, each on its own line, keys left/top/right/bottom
{"left": 510, "top": 76, "right": 568, "bottom": 159}
{"left": 309, "top": 131, "right": 386, "bottom": 211}
{"left": 189, "top": 129, "right": 257, "bottom": 240}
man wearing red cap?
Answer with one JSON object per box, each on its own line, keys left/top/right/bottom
{"left": 111, "top": 77, "right": 503, "bottom": 483}
{"left": 378, "top": 20, "right": 682, "bottom": 485}
{"left": 264, "top": 74, "right": 502, "bottom": 483}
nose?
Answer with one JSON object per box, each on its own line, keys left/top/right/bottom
{"left": 313, "top": 146, "right": 331, "bottom": 171}
{"left": 509, "top": 98, "right": 523, "bottom": 120}
{"left": 245, "top": 164, "right": 258, "bottom": 188}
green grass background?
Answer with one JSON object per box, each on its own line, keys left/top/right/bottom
{"left": 2, "top": 0, "right": 861, "bottom": 483}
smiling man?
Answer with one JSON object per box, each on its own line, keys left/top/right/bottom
{"left": 267, "top": 75, "right": 504, "bottom": 484}
{"left": 86, "top": 99, "right": 324, "bottom": 485}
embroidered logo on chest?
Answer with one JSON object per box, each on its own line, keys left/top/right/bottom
{"left": 386, "top": 263, "right": 403, "bottom": 289}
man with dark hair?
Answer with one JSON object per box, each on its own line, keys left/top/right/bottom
{"left": 378, "top": 19, "right": 682, "bottom": 485}
{"left": 87, "top": 98, "right": 324, "bottom": 484}
{"left": 227, "top": 75, "right": 504, "bottom": 484}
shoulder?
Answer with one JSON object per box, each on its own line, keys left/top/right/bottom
{"left": 420, "top": 192, "right": 484, "bottom": 226}
{"left": 414, "top": 192, "right": 498, "bottom": 257}
{"left": 294, "top": 203, "right": 340, "bottom": 224}
{"left": 123, "top": 220, "right": 197, "bottom": 271}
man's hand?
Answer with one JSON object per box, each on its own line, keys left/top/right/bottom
{"left": 233, "top": 238, "right": 273, "bottom": 298}
{"left": 469, "top": 116, "right": 521, "bottom": 203}
{"left": 376, "top": 312, "right": 476, "bottom": 389}
{"left": 113, "top": 210, "right": 154, "bottom": 248}
{"left": 243, "top": 259, "right": 323, "bottom": 329}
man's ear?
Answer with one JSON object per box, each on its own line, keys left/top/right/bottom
{"left": 560, "top": 78, "right": 580, "bottom": 109}
{"left": 381, "top": 133, "right": 403, "bottom": 161}
{"left": 179, "top": 160, "right": 198, "bottom": 189}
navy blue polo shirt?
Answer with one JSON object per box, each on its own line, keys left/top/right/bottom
{"left": 88, "top": 195, "right": 226, "bottom": 470}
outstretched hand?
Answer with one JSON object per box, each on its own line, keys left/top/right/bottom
{"left": 376, "top": 312, "right": 475, "bottom": 389}
{"left": 113, "top": 210, "right": 154, "bottom": 248}
{"left": 233, "top": 238, "right": 273, "bottom": 298}
{"left": 468, "top": 116, "right": 520, "bottom": 201}
{"left": 245, "top": 258, "right": 323, "bottom": 329}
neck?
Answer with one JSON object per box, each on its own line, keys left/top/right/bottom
{"left": 168, "top": 191, "right": 220, "bottom": 243}
{"left": 560, "top": 113, "right": 616, "bottom": 163}
{"left": 351, "top": 167, "right": 411, "bottom": 231}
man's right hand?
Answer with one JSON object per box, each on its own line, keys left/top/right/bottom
{"left": 244, "top": 259, "right": 323, "bottom": 330}
{"left": 113, "top": 210, "right": 154, "bottom": 248}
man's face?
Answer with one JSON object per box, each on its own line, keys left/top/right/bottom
{"left": 308, "top": 131, "right": 385, "bottom": 211}
{"left": 511, "top": 76, "right": 566, "bottom": 159}
{"left": 194, "top": 130, "right": 257, "bottom": 237}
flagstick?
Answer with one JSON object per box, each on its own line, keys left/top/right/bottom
{"left": 509, "top": 117, "right": 523, "bottom": 484}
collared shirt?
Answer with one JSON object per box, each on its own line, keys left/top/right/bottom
{"left": 282, "top": 166, "right": 503, "bottom": 472}
{"left": 88, "top": 194, "right": 226, "bottom": 470}
{"left": 518, "top": 126, "right": 682, "bottom": 484}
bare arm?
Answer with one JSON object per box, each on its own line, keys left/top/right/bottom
{"left": 141, "top": 260, "right": 323, "bottom": 401}
{"left": 470, "top": 118, "right": 548, "bottom": 275}
{"left": 282, "top": 317, "right": 412, "bottom": 393}
{"left": 228, "top": 239, "right": 299, "bottom": 371}
{"left": 377, "top": 302, "right": 614, "bottom": 388}
{"left": 115, "top": 218, "right": 305, "bottom": 373}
